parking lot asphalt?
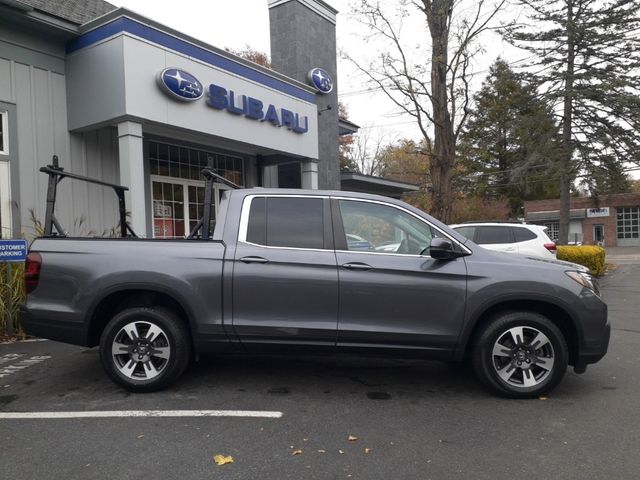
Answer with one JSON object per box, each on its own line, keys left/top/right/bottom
{"left": 1, "top": 263, "right": 639, "bottom": 480}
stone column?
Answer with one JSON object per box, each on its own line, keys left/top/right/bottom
{"left": 117, "top": 121, "right": 146, "bottom": 236}
{"left": 269, "top": 0, "right": 340, "bottom": 190}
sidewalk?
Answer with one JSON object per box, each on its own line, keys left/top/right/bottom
{"left": 605, "top": 246, "right": 640, "bottom": 264}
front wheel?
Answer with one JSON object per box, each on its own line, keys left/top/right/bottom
{"left": 99, "top": 306, "right": 191, "bottom": 392}
{"left": 471, "top": 311, "right": 568, "bottom": 398}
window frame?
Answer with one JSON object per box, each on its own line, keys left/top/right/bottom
{"left": 0, "top": 110, "right": 8, "bottom": 156}
{"left": 238, "top": 194, "right": 333, "bottom": 252}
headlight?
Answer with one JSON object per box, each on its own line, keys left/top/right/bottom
{"left": 566, "top": 271, "right": 600, "bottom": 296}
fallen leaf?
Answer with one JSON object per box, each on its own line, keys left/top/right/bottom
{"left": 348, "top": 435, "right": 358, "bottom": 441}
{"left": 364, "top": 448, "right": 372, "bottom": 454}
{"left": 213, "top": 455, "right": 234, "bottom": 466}
{"left": 292, "top": 449, "right": 303, "bottom": 456}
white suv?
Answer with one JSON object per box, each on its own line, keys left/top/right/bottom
{"left": 450, "top": 222, "right": 557, "bottom": 258}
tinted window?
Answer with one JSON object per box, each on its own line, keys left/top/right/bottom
{"left": 246, "top": 197, "right": 266, "bottom": 245}
{"left": 247, "top": 197, "right": 325, "bottom": 249}
{"left": 476, "top": 226, "right": 513, "bottom": 244}
{"left": 339, "top": 200, "right": 438, "bottom": 255}
{"left": 513, "top": 227, "right": 536, "bottom": 242}
{"left": 453, "top": 226, "right": 476, "bottom": 241}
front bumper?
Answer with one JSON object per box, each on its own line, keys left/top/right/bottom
{"left": 573, "top": 318, "right": 611, "bottom": 372}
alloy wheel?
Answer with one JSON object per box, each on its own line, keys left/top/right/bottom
{"left": 111, "top": 321, "right": 171, "bottom": 380}
{"left": 491, "top": 326, "right": 555, "bottom": 389}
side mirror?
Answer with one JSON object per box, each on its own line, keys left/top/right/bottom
{"left": 429, "top": 238, "right": 457, "bottom": 260}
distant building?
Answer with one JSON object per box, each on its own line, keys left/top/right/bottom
{"left": 525, "top": 193, "right": 640, "bottom": 247}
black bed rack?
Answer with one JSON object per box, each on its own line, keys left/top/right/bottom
{"left": 186, "top": 156, "right": 241, "bottom": 240}
{"left": 40, "top": 154, "right": 240, "bottom": 240}
{"left": 41, "top": 155, "right": 136, "bottom": 238}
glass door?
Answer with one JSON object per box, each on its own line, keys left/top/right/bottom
{"left": 152, "top": 180, "right": 186, "bottom": 239}
{"left": 152, "top": 176, "right": 229, "bottom": 239}
{"left": 594, "top": 224, "right": 604, "bottom": 246}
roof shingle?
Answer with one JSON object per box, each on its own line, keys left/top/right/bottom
{"left": 17, "top": 0, "right": 116, "bottom": 25}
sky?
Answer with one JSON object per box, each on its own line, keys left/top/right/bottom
{"left": 107, "top": 0, "right": 638, "bottom": 180}
{"left": 108, "top": 0, "right": 520, "bottom": 140}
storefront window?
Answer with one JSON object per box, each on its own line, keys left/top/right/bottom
{"left": 543, "top": 222, "right": 559, "bottom": 242}
{"left": 617, "top": 207, "right": 640, "bottom": 239}
{"left": 148, "top": 140, "right": 241, "bottom": 238}
{"left": 147, "top": 140, "right": 244, "bottom": 186}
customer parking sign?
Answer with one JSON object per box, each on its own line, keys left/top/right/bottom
{"left": 0, "top": 240, "right": 28, "bottom": 262}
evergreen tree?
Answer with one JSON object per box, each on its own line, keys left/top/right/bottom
{"left": 503, "top": 0, "right": 640, "bottom": 243}
{"left": 459, "top": 59, "right": 561, "bottom": 215}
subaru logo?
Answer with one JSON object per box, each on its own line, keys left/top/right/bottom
{"left": 307, "top": 67, "right": 333, "bottom": 94}
{"left": 157, "top": 68, "right": 203, "bottom": 102}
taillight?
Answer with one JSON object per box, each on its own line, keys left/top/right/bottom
{"left": 544, "top": 242, "right": 557, "bottom": 253}
{"left": 25, "top": 251, "right": 42, "bottom": 294}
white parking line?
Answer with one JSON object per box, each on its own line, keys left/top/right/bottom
{"left": 0, "top": 410, "right": 283, "bottom": 419}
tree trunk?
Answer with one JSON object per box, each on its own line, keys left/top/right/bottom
{"left": 559, "top": 0, "right": 575, "bottom": 245}
{"left": 426, "top": 0, "right": 455, "bottom": 223}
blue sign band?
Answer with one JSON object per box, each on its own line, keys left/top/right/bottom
{"left": 67, "top": 17, "right": 317, "bottom": 104}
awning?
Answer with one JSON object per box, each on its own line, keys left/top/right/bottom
{"left": 340, "top": 172, "right": 419, "bottom": 199}
{"left": 526, "top": 209, "right": 586, "bottom": 222}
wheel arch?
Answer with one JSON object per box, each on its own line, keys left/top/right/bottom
{"left": 459, "top": 299, "right": 581, "bottom": 366}
{"left": 86, "top": 286, "right": 196, "bottom": 348}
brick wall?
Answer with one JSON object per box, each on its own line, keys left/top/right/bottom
{"left": 525, "top": 192, "right": 640, "bottom": 247}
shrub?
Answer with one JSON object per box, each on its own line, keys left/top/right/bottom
{"left": 557, "top": 245, "right": 606, "bottom": 277}
{"left": 0, "top": 262, "right": 26, "bottom": 338}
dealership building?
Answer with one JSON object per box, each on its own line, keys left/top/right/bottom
{"left": 0, "top": 0, "right": 390, "bottom": 238}
{"left": 525, "top": 192, "right": 640, "bottom": 247}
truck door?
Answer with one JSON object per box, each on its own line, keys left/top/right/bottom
{"left": 332, "top": 198, "right": 468, "bottom": 355}
{"left": 231, "top": 195, "right": 338, "bottom": 351}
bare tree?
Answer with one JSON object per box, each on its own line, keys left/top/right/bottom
{"left": 343, "top": 0, "right": 506, "bottom": 222}
{"left": 350, "top": 126, "right": 397, "bottom": 176}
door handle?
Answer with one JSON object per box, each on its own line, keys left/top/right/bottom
{"left": 341, "top": 262, "right": 373, "bottom": 271}
{"left": 239, "top": 256, "right": 269, "bottom": 264}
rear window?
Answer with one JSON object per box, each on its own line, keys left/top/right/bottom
{"left": 475, "top": 226, "right": 514, "bottom": 244}
{"left": 513, "top": 227, "right": 537, "bottom": 242}
{"left": 453, "top": 226, "right": 476, "bottom": 241}
{"left": 246, "top": 197, "right": 325, "bottom": 249}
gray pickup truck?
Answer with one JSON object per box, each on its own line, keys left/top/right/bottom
{"left": 20, "top": 187, "right": 610, "bottom": 398}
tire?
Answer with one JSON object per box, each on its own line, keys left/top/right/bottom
{"left": 99, "top": 306, "right": 192, "bottom": 392}
{"left": 471, "top": 311, "right": 568, "bottom": 398}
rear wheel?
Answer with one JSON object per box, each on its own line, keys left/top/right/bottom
{"left": 471, "top": 311, "right": 568, "bottom": 398}
{"left": 99, "top": 306, "right": 191, "bottom": 392}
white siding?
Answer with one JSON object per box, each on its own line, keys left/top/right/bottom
{"left": 0, "top": 49, "right": 119, "bottom": 239}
